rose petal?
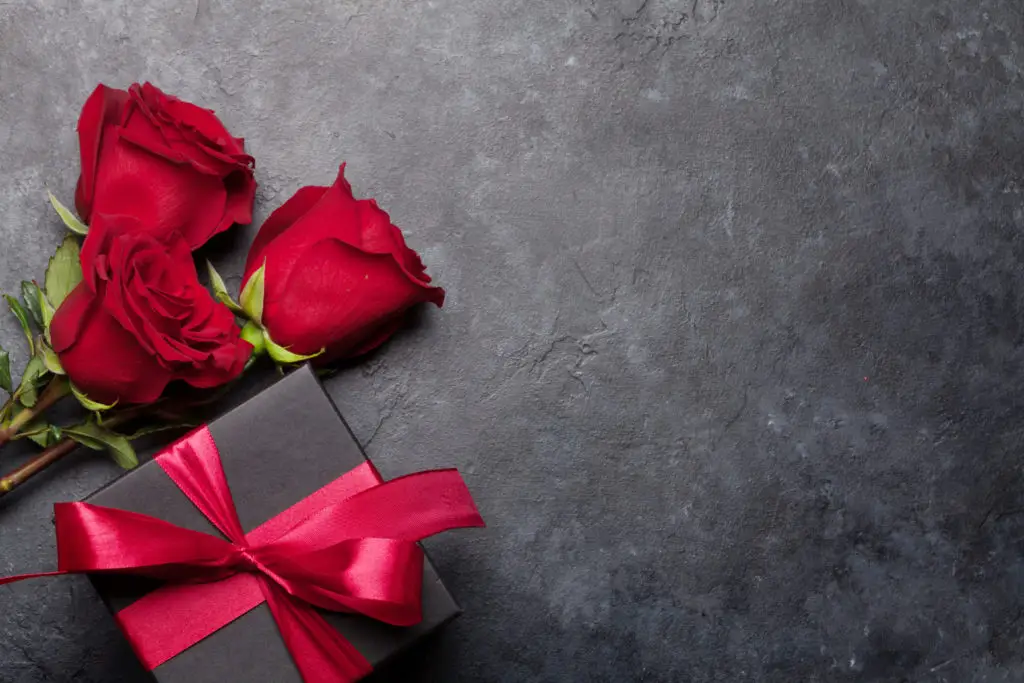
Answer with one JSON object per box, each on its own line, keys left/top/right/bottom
{"left": 150, "top": 83, "right": 246, "bottom": 156}
{"left": 88, "top": 138, "right": 229, "bottom": 250}
{"left": 357, "top": 199, "right": 433, "bottom": 284}
{"left": 75, "top": 84, "right": 129, "bottom": 222}
{"left": 219, "top": 169, "right": 258, "bottom": 236}
{"left": 243, "top": 184, "right": 329, "bottom": 282}
{"left": 60, "top": 213, "right": 249, "bottom": 403}
{"left": 256, "top": 166, "right": 437, "bottom": 296}
{"left": 344, "top": 311, "right": 409, "bottom": 359}
{"left": 263, "top": 238, "right": 445, "bottom": 358}
{"left": 251, "top": 167, "right": 379, "bottom": 305}
{"left": 77, "top": 82, "right": 254, "bottom": 251}
{"left": 175, "top": 335, "right": 251, "bottom": 389}
{"left": 51, "top": 284, "right": 173, "bottom": 405}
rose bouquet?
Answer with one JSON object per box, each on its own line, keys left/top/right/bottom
{"left": 0, "top": 83, "right": 445, "bottom": 498}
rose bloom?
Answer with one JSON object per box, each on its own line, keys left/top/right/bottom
{"left": 75, "top": 82, "right": 256, "bottom": 250}
{"left": 242, "top": 164, "right": 444, "bottom": 360}
{"left": 51, "top": 214, "right": 252, "bottom": 404}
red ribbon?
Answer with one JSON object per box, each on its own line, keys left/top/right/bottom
{"left": 0, "top": 426, "right": 485, "bottom": 682}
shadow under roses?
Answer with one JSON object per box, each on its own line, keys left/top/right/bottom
{"left": 198, "top": 215, "right": 251, "bottom": 270}
{"left": 320, "top": 305, "right": 436, "bottom": 376}
{"left": 0, "top": 371, "right": 283, "bottom": 508}
{"left": 0, "top": 302, "right": 441, "bottom": 503}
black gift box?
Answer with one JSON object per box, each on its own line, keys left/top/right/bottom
{"left": 87, "top": 365, "right": 461, "bottom": 682}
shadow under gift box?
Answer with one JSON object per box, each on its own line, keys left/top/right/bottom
{"left": 88, "top": 365, "right": 463, "bottom": 683}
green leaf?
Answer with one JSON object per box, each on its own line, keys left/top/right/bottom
{"left": 239, "top": 262, "right": 265, "bottom": 325}
{"left": 70, "top": 382, "right": 116, "bottom": 412}
{"left": 0, "top": 347, "right": 10, "bottom": 394}
{"left": 38, "top": 288, "right": 55, "bottom": 344}
{"left": 65, "top": 430, "right": 102, "bottom": 450}
{"left": 66, "top": 421, "right": 137, "bottom": 469}
{"left": 40, "top": 343, "right": 64, "bottom": 375}
{"left": 20, "top": 281, "right": 44, "bottom": 329}
{"left": 16, "top": 355, "right": 47, "bottom": 407}
{"left": 207, "top": 261, "right": 245, "bottom": 315}
{"left": 106, "top": 436, "right": 139, "bottom": 469}
{"left": 48, "top": 191, "right": 89, "bottom": 236}
{"left": 124, "top": 423, "right": 195, "bottom": 441}
{"left": 5, "top": 295, "right": 34, "bottom": 355}
{"left": 26, "top": 431, "right": 49, "bottom": 448}
{"left": 45, "top": 236, "right": 83, "bottom": 310}
{"left": 264, "top": 331, "right": 324, "bottom": 365}
{"left": 23, "top": 421, "right": 60, "bottom": 448}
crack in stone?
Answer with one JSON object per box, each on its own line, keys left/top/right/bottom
{"left": 528, "top": 320, "right": 614, "bottom": 400}
{"left": 614, "top": 0, "right": 727, "bottom": 61}
{"left": 364, "top": 393, "right": 401, "bottom": 447}
{"left": 570, "top": 256, "right": 601, "bottom": 300}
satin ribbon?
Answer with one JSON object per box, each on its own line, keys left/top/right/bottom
{"left": 1, "top": 426, "right": 485, "bottom": 683}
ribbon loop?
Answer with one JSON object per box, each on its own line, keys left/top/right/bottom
{"left": 54, "top": 503, "right": 239, "bottom": 581}
{"left": 264, "top": 538, "right": 426, "bottom": 624}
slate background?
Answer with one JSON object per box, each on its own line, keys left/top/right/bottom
{"left": 1, "top": 1, "right": 1023, "bottom": 681}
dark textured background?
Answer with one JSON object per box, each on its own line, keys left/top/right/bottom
{"left": 1, "top": 1, "right": 1023, "bottom": 681}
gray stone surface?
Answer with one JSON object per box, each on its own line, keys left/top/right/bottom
{"left": 1, "top": 0, "right": 1023, "bottom": 681}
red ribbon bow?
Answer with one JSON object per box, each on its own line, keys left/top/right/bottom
{"left": 1, "top": 426, "right": 485, "bottom": 682}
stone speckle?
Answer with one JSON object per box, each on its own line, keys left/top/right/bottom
{"left": 1, "top": 0, "right": 1024, "bottom": 681}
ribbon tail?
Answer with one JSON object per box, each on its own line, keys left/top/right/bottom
{"left": 260, "top": 579, "right": 373, "bottom": 683}
{"left": 338, "top": 468, "right": 486, "bottom": 541}
{"left": 270, "top": 469, "right": 485, "bottom": 554}
{"left": 0, "top": 570, "right": 71, "bottom": 587}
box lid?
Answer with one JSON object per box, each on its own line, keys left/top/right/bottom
{"left": 88, "top": 366, "right": 460, "bottom": 682}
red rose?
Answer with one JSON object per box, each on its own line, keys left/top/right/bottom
{"left": 50, "top": 215, "right": 252, "bottom": 404}
{"left": 75, "top": 82, "right": 256, "bottom": 250}
{"left": 241, "top": 164, "right": 445, "bottom": 361}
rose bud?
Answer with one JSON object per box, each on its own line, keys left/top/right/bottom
{"left": 75, "top": 82, "right": 256, "bottom": 250}
{"left": 50, "top": 214, "right": 252, "bottom": 404}
{"left": 239, "top": 164, "right": 444, "bottom": 362}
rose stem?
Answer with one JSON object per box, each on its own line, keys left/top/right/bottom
{"left": 0, "top": 439, "right": 78, "bottom": 496}
{"left": 0, "top": 378, "right": 71, "bottom": 448}
{"left": 0, "top": 396, "right": 14, "bottom": 424}
{"left": 0, "top": 406, "right": 147, "bottom": 499}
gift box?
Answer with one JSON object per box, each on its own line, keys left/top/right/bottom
{"left": 81, "top": 365, "right": 479, "bottom": 682}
